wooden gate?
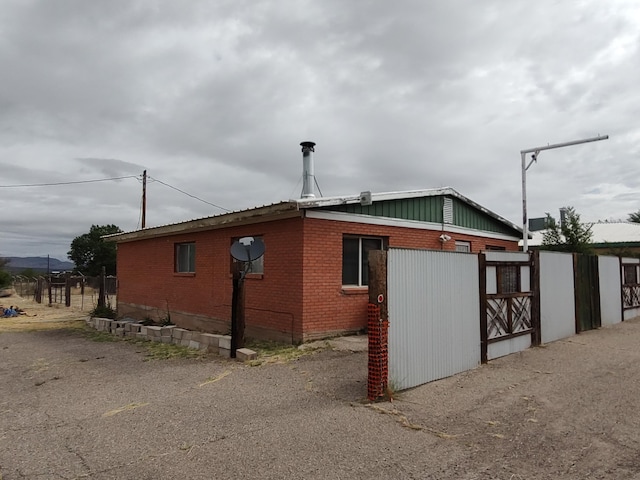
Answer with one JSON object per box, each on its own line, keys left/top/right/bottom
{"left": 479, "top": 251, "right": 540, "bottom": 363}
{"left": 574, "top": 254, "right": 601, "bottom": 332}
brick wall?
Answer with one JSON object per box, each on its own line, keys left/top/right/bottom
{"left": 300, "top": 217, "right": 518, "bottom": 339}
{"left": 117, "top": 217, "right": 304, "bottom": 342}
{"left": 116, "top": 213, "right": 518, "bottom": 343}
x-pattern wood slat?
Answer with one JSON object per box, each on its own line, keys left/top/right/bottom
{"left": 487, "top": 298, "right": 509, "bottom": 339}
{"left": 487, "top": 295, "right": 532, "bottom": 340}
{"left": 623, "top": 285, "right": 640, "bottom": 308}
{"left": 512, "top": 296, "right": 532, "bottom": 333}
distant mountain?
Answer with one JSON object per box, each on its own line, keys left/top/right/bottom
{"left": 4, "top": 257, "right": 75, "bottom": 273}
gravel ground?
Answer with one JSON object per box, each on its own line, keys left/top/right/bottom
{"left": 1, "top": 298, "right": 640, "bottom": 479}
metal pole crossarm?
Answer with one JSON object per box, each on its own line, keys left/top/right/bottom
{"left": 520, "top": 134, "right": 609, "bottom": 252}
{"left": 521, "top": 135, "right": 609, "bottom": 154}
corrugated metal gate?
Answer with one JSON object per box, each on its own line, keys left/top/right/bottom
{"left": 387, "top": 248, "right": 480, "bottom": 391}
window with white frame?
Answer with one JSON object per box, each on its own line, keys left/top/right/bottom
{"left": 455, "top": 240, "right": 471, "bottom": 253}
{"left": 342, "top": 236, "right": 383, "bottom": 286}
{"left": 175, "top": 242, "right": 196, "bottom": 273}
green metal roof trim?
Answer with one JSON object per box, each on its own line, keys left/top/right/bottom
{"left": 318, "top": 195, "right": 518, "bottom": 236}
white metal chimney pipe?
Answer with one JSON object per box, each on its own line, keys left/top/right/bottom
{"left": 300, "top": 141, "right": 316, "bottom": 199}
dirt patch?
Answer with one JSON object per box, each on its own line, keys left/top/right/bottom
{"left": 0, "top": 294, "right": 89, "bottom": 332}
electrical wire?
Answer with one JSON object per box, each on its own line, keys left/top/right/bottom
{"left": 147, "top": 176, "right": 230, "bottom": 212}
{"left": 0, "top": 175, "right": 139, "bottom": 188}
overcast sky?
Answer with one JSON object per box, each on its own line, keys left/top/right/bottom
{"left": 2, "top": 1, "right": 638, "bottom": 260}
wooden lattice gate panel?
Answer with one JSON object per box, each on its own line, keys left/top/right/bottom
{"left": 479, "top": 251, "right": 540, "bottom": 363}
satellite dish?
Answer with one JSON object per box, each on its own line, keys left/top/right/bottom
{"left": 230, "top": 236, "right": 265, "bottom": 262}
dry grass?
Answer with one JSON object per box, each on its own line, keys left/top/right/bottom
{"left": 0, "top": 295, "right": 88, "bottom": 333}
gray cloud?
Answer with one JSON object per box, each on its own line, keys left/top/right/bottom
{"left": 1, "top": 0, "right": 639, "bottom": 259}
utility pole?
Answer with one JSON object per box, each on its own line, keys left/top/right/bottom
{"left": 520, "top": 135, "right": 608, "bottom": 252}
{"left": 142, "top": 170, "right": 147, "bottom": 229}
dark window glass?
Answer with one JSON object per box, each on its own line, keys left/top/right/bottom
{"left": 175, "top": 243, "right": 195, "bottom": 273}
{"left": 342, "top": 238, "right": 359, "bottom": 285}
{"left": 498, "top": 265, "right": 519, "bottom": 294}
{"left": 624, "top": 265, "right": 637, "bottom": 285}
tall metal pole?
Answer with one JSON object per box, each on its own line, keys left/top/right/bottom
{"left": 520, "top": 134, "right": 609, "bottom": 252}
{"left": 521, "top": 152, "right": 528, "bottom": 252}
{"left": 142, "top": 170, "right": 147, "bottom": 229}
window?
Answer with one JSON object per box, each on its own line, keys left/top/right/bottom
{"left": 230, "top": 236, "right": 264, "bottom": 275}
{"left": 498, "top": 265, "right": 520, "bottom": 294}
{"left": 486, "top": 245, "right": 506, "bottom": 251}
{"left": 342, "top": 236, "right": 383, "bottom": 286}
{"left": 455, "top": 241, "right": 471, "bottom": 253}
{"left": 624, "top": 265, "right": 638, "bottom": 285}
{"left": 175, "top": 242, "right": 195, "bottom": 273}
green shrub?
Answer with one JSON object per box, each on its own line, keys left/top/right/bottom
{"left": 91, "top": 304, "right": 117, "bottom": 319}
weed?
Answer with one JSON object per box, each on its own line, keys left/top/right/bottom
{"left": 126, "top": 338, "right": 207, "bottom": 361}
{"left": 91, "top": 304, "right": 117, "bottom": 319}
{"left": 245, "top": 339, "right": 312, "bottom": 364}
{"left": 81, "top": 328, "right": 120, "bottom": 343}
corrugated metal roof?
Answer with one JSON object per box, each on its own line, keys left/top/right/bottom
{"left": 106, "top": 187, "right": 521, "bottom": 243}
{"left": 526, "top": 222, "right": 640, "bottom": 246}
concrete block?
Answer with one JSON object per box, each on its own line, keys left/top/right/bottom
{"left": 218, "top": 336, "right": 232, "bottom": 350}
{"left": 149, "top": 335, "right": 162, "bottom": 343}
{"left": 146, "top": 326, "right": 162, "bottom": 337}
{"left": 182, "top": 331, "right": 193, "bottom": 342}
{"left": 206, "top": 344, "right": 219, "bottom": 354}
{"left": 218, "top": 348, "right": 231, "bottom": 358}
{"left": 236, "top": 348, "right": 257, "bottom": 361}
{"left": 199, "top": 333, "right": 218, "bottom": 346}
{"left": 190, "top": 332, "right": 202, "bottom": 343}
{"left": 160, "top": 326, "right": 176, "bottom": 336}
{"left": 172, "top": 328, "right": 188, "bottom": 340}
{"left": 130, "top": 323, "right": 142, "bottom": 333}
{"left": 188, "top": 340, "right": 200, "bottom": 350}
{"left": 136, "top": 332, "right": 147, "bottom": 340}
{"left": 115, "top": 328, "right": 125, "bottom": 337}
{"left": 172, "top": 337, "right": 181, "bottom": 345}
{"left": 180, "top": 339, "right": 191, "bottom": 347}
{"left": 139, "top": 326, "right": 148, "bottom": 336}
{"left": 161, "top": 336, "right": 172, "bottom": 344}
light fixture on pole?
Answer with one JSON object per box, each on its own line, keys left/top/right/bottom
{"left": 521, "top": 134, "right": 609, "bottom": 252}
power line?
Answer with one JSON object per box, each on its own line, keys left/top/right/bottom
{"left": 148, "top": 176, "right": 230, "bottom": 212}
{"left": 0, "top": 175, "right": 139, "bottom": 188}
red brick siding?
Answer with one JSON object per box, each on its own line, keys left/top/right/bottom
{"left": 117, "top": 217, "right": 304, "bottom": 341}
{"left": 300, "top": 217, "right": 517, "bottom": 337}
{"left": 117, "top": 213, "right": 518, "bottom": 342}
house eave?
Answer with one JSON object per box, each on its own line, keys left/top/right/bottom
{"left": 104, "top": 201, "right": 301, "bottom": 243}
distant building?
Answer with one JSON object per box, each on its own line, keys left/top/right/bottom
{"left": 526, "top": 222, "right": 640, "bottom": 256}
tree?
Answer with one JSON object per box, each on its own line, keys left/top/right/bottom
{"left": 0, "top": 258, "right": 11, "bottom": 289}
{"left": 628, "top": 211, "right": 640, "bottom": 223}
{"left": 541, "top": 207, "right": 593, "bottom": 254}
{"left": 68, "top": 224, "right": 122, "bottom": 276}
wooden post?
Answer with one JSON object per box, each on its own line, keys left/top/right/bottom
{"left": 478, "top": 253, "right": 488, "bottom": 363}
{"left": 230, "top": 263, "right": 246, "bottom": 357}
{"left": 142, "top": 169, "right": 147, "bottom": 229}
{"left": 530, "top": 250, "right": 542, "bottom": 346}
{"left": 47, "top": 277, "right": 52, "bottom": 306}
{"left": 367, "top": 250, "right": 388, "bottom": 400}
{"left": 65, "top": 275, "right": 71, "bottom": 307}
{"left": 98, "top": 267, "right": 106, "bottom": 308}
{"left": 368, "top": 250, "right": 388, "bottom": 318}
